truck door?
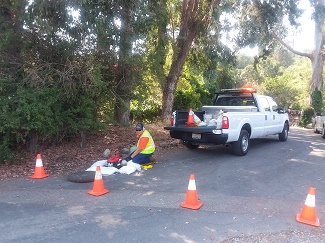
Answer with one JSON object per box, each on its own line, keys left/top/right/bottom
{"left": 267, "top": 97, "right": 283, "bottom": 133}
{"left": 259, "top": 97, "right": 273, "bottom": 135}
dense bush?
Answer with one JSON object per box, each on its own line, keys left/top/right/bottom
{"left": 0, "top": 134, "right": 13, "bottom": 163}
{"left": 130, "top": 104, "right": 161, "bottom": 123}
{"left": 173, "top": 87, "right": 211, "bottom": 111}
{"left": 311, "top": 89, "right": 323, "bottom": 113}
{"left": 300, "top": 106, "right": 314, "bottom": 127}
{"left": 0, "top": 87, "right": 100, "bottom": 164}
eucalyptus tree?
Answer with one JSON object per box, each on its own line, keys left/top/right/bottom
{"left": 161, "top": 0, "right": 222, "bottom": 120}
{"left": 231, "top": 0, "right": 324, "bottom": 105}
{"left": 76, "top": 0, "right": 166, "bottom": 124}
{"left": 159, "top": 0, "right": 309, "bottom": 120}
{"left": 272, "top": 0, "right": 324, "bottom": 105}
{"left": 75, "top": 0, "right": 131, "bottom": 124}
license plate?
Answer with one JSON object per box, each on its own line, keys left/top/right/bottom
{"left": 192, "top": 133, "right": 201, "bottom": 139}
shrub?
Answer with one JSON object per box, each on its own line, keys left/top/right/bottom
{"left": 300, "top": 106, "right": 314, "bottom": 127}
{"left": 311, "top": 89, "right": 323, "bottom": 113}
{"left": 0, "top": 87, "right": 100, "bottom": 164}
{"left": 0, "top": 134, "right": 13, "bottom": 163}
{"left": 173, "top": 87, "right": 211, "bottom": 111}
{"left": 130, "top": 104, "right": 161, "bottom": 123}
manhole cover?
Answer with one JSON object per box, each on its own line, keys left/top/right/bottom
{"left": 67, "top": 171, "right": 95, "bottom": 183}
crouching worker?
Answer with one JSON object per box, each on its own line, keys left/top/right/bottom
{"left": 125, "top": 123, "right": 155, "bottom": 165}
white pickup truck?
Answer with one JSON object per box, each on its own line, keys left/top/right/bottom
{"left": 313, "top": 111, "right": 325, "bottom": 138}
{"left": 164, "top": 88, "right": 290, "bottom": 156}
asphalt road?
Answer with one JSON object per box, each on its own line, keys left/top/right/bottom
{"left": 1, "top": 127, "right": 325, "bottom": 243}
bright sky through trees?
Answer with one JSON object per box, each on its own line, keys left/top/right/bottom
{"left": 239, "top": 0, "right": 314, "bottom": 56}
{"left": 287, "top": 0, "right": 314, "bottom": 51}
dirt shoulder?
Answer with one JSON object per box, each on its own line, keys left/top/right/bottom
{"left": 0, "top": 123, "right": 181, "bottom": 181}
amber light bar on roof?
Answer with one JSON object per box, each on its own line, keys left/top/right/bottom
{"left": 217, "top": 88, "right": 256, "bottom": 94}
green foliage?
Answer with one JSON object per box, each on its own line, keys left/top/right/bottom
{"left": 261, "top": 75, "right": 300, "bottom": 107}
{"left": 0, "top": 87, "right": 60, "bottom": 162}
{"left": 0, "top": 0, "right": 317, "bottom": 165}
{"left": 130, "top": 104, "right": 161, "bottom": 123}
{"left": 172, "top": 48, "right": 217, "bottom": 110}
{"left": 173, "top": 85, "right": 211, "bottom": 110}
{"left": 0, "top": 86, "right": 102, "bottom": 163}
{"left": 130, "top": 61, "right": 163, "bottom": 122}
{"left": 130, "top": 77, "right": 162, "bottom": 123}
{"left": 173, "top": 90, "right": 199, "bottom": 110}
{"left": 234, "top": 0, "right": 302, "bottom": 49}
{"left": 236, "top": 49, "right": 296, "bottom": 85}
{"left": 0, "top": 133, "right": 13, "bottom": 163}
{"left": 300, "top": 107, "right": 315, "bottom": 127}
{"left": 311, "top": 89, "right": 323, "bottom": 113}
{"left": 291, "top": 103, "right": 302, "bottom": 111}
{"left": 237, "top": 50, "right": 310, "bottom": 109}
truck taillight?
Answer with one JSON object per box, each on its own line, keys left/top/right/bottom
{"left": 222, "top": 116, "right": 229, "bottom": 129}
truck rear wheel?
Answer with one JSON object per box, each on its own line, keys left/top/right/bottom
{"left": 232, "top": 130, "right": 249, "bottom": 156}
{"left": 322, "top": 126, "right": 325, "bottom": 139}
{"left": 183, "top": 141, "right": 199, "bottom": 149}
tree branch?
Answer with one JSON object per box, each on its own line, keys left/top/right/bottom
{"left": 271, "top": 32, "right": 312, "bottom": 59}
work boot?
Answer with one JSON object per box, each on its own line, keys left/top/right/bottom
{"left": 149, "top": 156, "right": 157, "bottom": 163}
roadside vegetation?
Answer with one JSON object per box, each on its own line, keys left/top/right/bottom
{"left": 0, "top": 0, "right": 324, "bottom": 168}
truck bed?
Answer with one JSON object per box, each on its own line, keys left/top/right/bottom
{"left": 202, "top": 106, "right": 258, "bottom": 115}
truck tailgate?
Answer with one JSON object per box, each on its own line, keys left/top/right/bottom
{"left": 164, "top": 125, "right": 217, "bottom": 133}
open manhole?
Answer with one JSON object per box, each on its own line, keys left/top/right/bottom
{"left": 67, "top": 171, "right": 96, "bottom": 183}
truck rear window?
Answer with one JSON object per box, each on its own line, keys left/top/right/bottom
{"left": 214, "top": 96, "right": 256, "bottom": 106}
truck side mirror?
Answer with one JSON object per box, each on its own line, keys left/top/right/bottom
{"left": 283, "top": 106, "right": 288, "bottom": 113}
{"left": 276, "top": 107, "right": 284, "bottom": 114}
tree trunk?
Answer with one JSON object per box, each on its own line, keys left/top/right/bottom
{"left": 114, "top": 1, "right": 133, "bottom": 125}
{"left": 114, "top": 73, "right": 132, "bottom": 125}
{"left": 309, "top": 0, "right": 324, "bottom": 100}
{"left": 154, "top": 0, "right": 169, "bottom": 87}
{"left": 161, "top": 0, "right": 199, "bottom": 120}
{"left": 161, "top": 0, "right": 221, "bottom": 120}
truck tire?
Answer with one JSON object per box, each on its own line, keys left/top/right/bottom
{"left": 183, "top": 141, "right": 199, "bottom": 149}
{"left": 322, "top": 126, "right": 325, "bottom": 139}
{"left": 279, "top": 122, "right": 289, "bottom": 141}
{"left": 232, "top": 130, "right": 249, "bottom": 156}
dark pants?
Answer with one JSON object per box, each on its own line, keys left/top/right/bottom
{"left": 126, "top": 152, "right": 153, "bottom": 165}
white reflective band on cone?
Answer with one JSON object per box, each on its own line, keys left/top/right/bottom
{"left": 188, "top": 180, "right": 196, "bottom": 190}
{"left": 305, "top": 194, "right": 316, "bottom": 207}
{"left": 95, "top": 171, "right": 102, "bottom": 180}
{"left": 35, "top": 159, "right": 43, "bottom": 167}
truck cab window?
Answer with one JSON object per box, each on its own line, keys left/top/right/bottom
{"left": 260, "top": 97, "right": 271, "bottom": 112}
{"left": 267, "top": 98, "right": 278, "bottom": 112}
{"left": 245, "top": 100, "right": 255, "bottom": 106}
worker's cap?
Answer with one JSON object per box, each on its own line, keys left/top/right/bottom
{"left": 135, "top": 123, "right": 144, "bottom": 131}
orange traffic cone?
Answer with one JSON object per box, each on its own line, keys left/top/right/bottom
{"left": 185, "top": 108, "right": 195, "bottom": 127}
{"left": 29, "top": 154, "right": 49, "bottom": 179}
{"left": 296, "top": 187, "right": 320, "bottom": 227}
{"left": 181, "top": 173, "right": 203, "bottom": 210}
{"left": 88, "top": 166, "right": 109, "bottom": 196}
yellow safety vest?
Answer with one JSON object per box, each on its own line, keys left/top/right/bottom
{"left": 138, "top": 130, "right": 155, "bottom": 154}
